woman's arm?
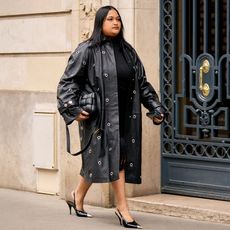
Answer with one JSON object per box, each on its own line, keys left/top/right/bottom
{"left": 135, "top": 53, "right": 165, "bottom": 124}
{"left": 57, "top": 42, "right": 89, "bottom": 125}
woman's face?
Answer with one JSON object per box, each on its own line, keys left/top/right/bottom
{"left": 102, "top": 9, "right": 121, "bottom": 37}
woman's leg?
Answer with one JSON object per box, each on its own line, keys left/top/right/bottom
{"left": 111, "top": 169, "right": 133, "bottom": 222}
{"left": 74, "top": 175, "right": 92, "bottom": 210}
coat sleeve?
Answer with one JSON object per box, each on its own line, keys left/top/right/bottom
{"left": 135, "top": 52, "right": 163, "bottom": 112}
{"left": 57, "top": 42, "right": 89, "bottom": 125}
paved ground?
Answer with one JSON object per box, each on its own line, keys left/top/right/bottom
{"left": 0, "top": 188, "right": 229, "bottom": 230}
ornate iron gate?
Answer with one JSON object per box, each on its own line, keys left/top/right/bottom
{"left": 160, "top": 0, "right": 230, "bottom": 200}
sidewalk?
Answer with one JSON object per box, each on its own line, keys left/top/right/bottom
{"left": 0, "top": 188, "right": 229, "bottom": 230}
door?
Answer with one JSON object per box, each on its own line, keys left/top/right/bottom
{"left": 160, "top": 0, "right": 230, "bottom": 200}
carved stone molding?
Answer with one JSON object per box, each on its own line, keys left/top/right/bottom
{"left": 80, "top": 0, "right": 102, "bottom": 41}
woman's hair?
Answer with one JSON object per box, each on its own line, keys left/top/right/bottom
{"left": 88, "top": 5, "right": 125, "bottom": 45}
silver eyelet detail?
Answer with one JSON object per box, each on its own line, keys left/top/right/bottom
{"left": 97, "top": 135, "right": 101, "bottom": 140}
{"left": 102, "top": 50, "right": 106, "bottom": 54}
{"left": 105, "top": 98, "right": 109, "bottom": 103}
{"left": 110, "top": 172, "right": 113, "bottom": 176}
{"left": 133, "top": 90, "right": 136, "bottom": 94}
{"left": 130, "top": 163, "right": 133, "bottom": 167}
{"left": 107, "top": 122, "right": 111, "bottom": 126}
{"left": 133, "top": 115, "right": 136, "bottom": 119}
{"left": 132, "top": 138, "right": 135, "bottom": 143}
{"left": 98, "top": 161, "right": 101, "bottom": 165}
{"left": 104, "top": 73, "right": 108, "bottom": 78}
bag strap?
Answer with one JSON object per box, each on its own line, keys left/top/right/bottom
{"left": 66, "top": 124, "right": 100, "bottom": 156}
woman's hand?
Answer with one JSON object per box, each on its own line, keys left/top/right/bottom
{"left": 75, "top": 110, "right": 90, "bottom": 121}
{"left": 152, "top": 114, "right": 164, "bottom": 125}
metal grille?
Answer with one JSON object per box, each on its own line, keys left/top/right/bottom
{"left": 160, "top": 0, "right": 230, "bottom": 200}
{"left": 161, "top": 0, "right": 230, "bottom": 160}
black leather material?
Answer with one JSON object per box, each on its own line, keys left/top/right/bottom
{"left": 57, "top": 39, "right": 163, "bottom": 184}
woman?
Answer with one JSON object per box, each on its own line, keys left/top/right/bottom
{"left": 57, "top": 5, "right": 164, "bottom": 229}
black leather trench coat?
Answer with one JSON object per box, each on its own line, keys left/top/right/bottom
{"left": 57, "top": 39, "right": 161, "bottom": 184}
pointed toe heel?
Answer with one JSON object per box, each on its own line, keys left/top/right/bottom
{"left": 65, "top": 191, "right": 93, "bottom": 218}
{"left": 115, "top": 209, "right": 142, "bottom": 229}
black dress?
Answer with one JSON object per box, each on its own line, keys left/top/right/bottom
{"left": 112, "top": 38, "right": 134, "bottom": 170}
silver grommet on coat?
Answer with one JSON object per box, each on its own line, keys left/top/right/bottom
{"left": 98, "top": 161, "right": 101, "bottom": 165}
{"left": 133, "top": 90, "right": 136, "bottom": 94}
{"left": 105, "top": 98, "right": 109, "bottom": 103}
{"left": 107, "top": 122, "right": 111, "bottom": 126}
{"left": 132, "top": 138, "right": 135, "bottom": 143}
{"left": 97, "top": 135, "right": 101, "bottom": 140}
{"left": 102, "top": 50, "right": 106, "bottom": 54}
{"left": 64, "top": 103, "right": 68, "bottom": 107}
{"left": 108, "top": 147, "right": 112, "bottom": 151}
{"left": 130, "top": 163, "right": 133, "bottom": 167}
{"left": 133, "top": 115, "right": 136, "bottom": 119}
{"left": 110, "top": 172, "right": 113, "bottom": 176}
{"left": 82, "top": 60, "right": 86, "bottom": 65}
{"left": 68, "top": 100, "right": 73, "bottom": 105}
{"left": 104, "top": 73, "right": 108, "bottom": 78}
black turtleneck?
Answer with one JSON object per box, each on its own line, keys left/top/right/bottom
{"left": 112, "top": 39, "right": 134, "bottom": 163}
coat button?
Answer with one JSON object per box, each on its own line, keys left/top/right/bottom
{"left": 132, "top": 138, "right": 135, "bottom": 143}
{"left": 64, "top": 103, "right": 68, "bottom": 107}
{"left": 105, "top": 98, "right": 109, "bottom": 103}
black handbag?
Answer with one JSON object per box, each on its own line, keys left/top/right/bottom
{"left": 66, "top": 91, "right": 98, "bottom": 156}
{"left": 79, "top": 92, "right": 97, "bottom": 114}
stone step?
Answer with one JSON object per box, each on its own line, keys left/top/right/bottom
{"left": 127, "top": 194, "right": 230, "bottom": 224}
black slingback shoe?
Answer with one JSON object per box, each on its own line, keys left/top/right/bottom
{"left": 66, "top": 191, "right": 93, "bottom": 218}
{"left": 115, "top": 209, "right": 142, "bottom": 229}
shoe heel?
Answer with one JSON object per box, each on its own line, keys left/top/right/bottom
{"left": 66, "top": 201, "right": 72, "bottom": 215}
{"left": 115, "top": 211, "right": 122, "bottom": 226}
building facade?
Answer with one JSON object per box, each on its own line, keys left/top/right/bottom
{"left": 0, "top": 0, "right": 161, "bottom": 207}
{"left": 0, "top": 0, "right": 229, "bottom": 208}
